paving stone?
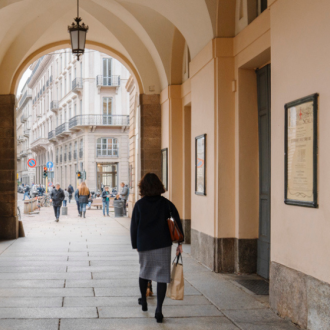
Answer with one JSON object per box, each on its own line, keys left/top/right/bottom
{"left": 235, "top": 322, "right": 299, "bottom": 330}
{"left": 0, "top": 266, "right": 67, "bottom": 273}
{"left": 0, "top": 261, "right": 89, "bottom": 267}
{"left": 94, "top": 285, "right": 201, "bottom": 297}
{"left": 90, "top": 260, "right": 139, "bottom": 266}
{"left": 92, "top": 272, "right": 140, "bottom": 279}
{"left": 68, "top": 266, "right": 140, "bottom": 272}
{"left": 60, "top": 317, "right": 238, "bottom": 330}
{"left": 98, "top": 305, "right": 223, "bottom": 318}
{"left": 0, "top": 273, "right": 92, "bottom": 280}
{"left": 0, "top": 288, "right": 94, "bottom": 297}
{"left": 0, "top": 280, "right": 65, "bottom": 288}
{"left": 0, "top": 319, "right": 59, "bottom": 330}
{"left": 224, "top": 308, "right": 284, "bottom": 323}
{"left": 69, "top": 256, "right": 138, "bottom": 261}
{"left": 0, "top": 307, "right": 97, "bottom": 318}
{"left": 0, "top": 297, "right": 62, "bottom": 308}
{"left": 0, "top": 256, "right": 68, "bottom": 261}
{"left": 64, "top": 295, "right": 211, "bottom": 307}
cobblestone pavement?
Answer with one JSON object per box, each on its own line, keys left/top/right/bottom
{"left": 0, "top": 196, "right": 300, "bottom": 329}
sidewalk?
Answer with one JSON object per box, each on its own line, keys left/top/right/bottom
{"left": 0, "top": 200, "right": 300, "bottom": 329}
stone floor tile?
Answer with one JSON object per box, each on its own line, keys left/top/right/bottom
{"left": 64, "top": 295, "right": 211, "bottom": 307}
{"left": 67, "top": 266, "right": 140, "bottom": 272}
{"left": 236, "top": 322, "right": 299, "bottom": 330}
{"left": 0, "top": 261, "right": 89, "bottom": 267}
{"left": 69, "top": 256, "right": 138, "bottom": 261}
{"left": 60, "top": 317, "right": 238, "bottom": 330}
{"left": 225, "top": 308, "right": 284, "bottom": 323}
{"left": 0, "top": 319, "right": 59, "bottom": 330}
{"left": 0, "top": 280, "right": 65, "bottom": 288}
{"left": 94, "top": 286, "right": 201, "bottom": 297}
{"left": 92, "top": 272, "right": 140, "bottom": 279}
{"left": 0, "top": 307, "right": 97, "bottom": 318}
{"left": 0, "top": 288, "right": 94, "bottom": 297}
{"left": 0, "top": 272, "right": 92, "bottom": 280}
{"left": 0, "top": 256, "right": 68, "bottom": 261}
{"left": 0, "top": 266, "right": 67, "bottom": 273}
{"left": 98, "top": 305, "right": 223, "bottom": 318}
{"left": 0, "top": 297, "right": 62, "bottom": 308}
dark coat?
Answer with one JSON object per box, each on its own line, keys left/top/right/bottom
{"left": 101, "top": 190, "right": 111, "bottom": 202}
{"left": 50, "top": 188, "right": 65, "bottom": 207}
{"left": 68, "top": 185, "right": 74, "bottom": 195}
{"left": 78, "top": 189, "right": 90, "bottom": 204}
{"left": 130, "top": 196, "right": 184, "bottom": 252}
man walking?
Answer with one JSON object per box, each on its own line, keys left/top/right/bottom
{"left": 50, "top": 183, "right": 65, "bottom": 222}
{"left": 23, "top": 185, "right": 30, "bottom": 200}
{"left": 68, "top": 184, "right": 74, "bottom": 203}
{"left": 120, "top": 182, "right": 128, "bottom": 216}
{"left": 102, "top": 186, "right": 111, "bottom": 217}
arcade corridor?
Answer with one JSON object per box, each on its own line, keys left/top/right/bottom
{"left": 0, "top": 199, "right": 299, "bottom": 329}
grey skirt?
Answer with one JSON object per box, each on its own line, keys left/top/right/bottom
{"left": 139, "top": 246, "right": 172, "bottom": 283}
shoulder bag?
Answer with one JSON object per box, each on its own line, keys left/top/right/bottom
{"left": 167, "top": 202, "right": 184, "bottom": 243}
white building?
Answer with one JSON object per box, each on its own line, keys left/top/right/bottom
{"left": 16, "top": 80, "right": 35, "bottom": 185}
{"left": 18, "top": 49, "right": 130, "bottom": 191}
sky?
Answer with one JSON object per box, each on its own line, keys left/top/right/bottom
{"left": 17, "top": 68, "right": 32, "bottom": 96}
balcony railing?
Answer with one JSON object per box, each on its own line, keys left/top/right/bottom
{"left": 96, "top": 75, "right": 120, "bottom": 87}
{"left": 68, "top": 152, "right": 72, "bottom": 161}
{"left": 69, "top": 115, "right": 129, "bottom": 129}
{"left": 23, "top": 129, "right": 30, "bottom": 137}
{"left": 50, "top": 101, "right": 59, "bottom": 112}
{"left": 79, "top": 148, "right": 83, "bottom": 158}
{"left": 74, "top": 150, "right": 77, "bottom": 160}
{"left": 72, "top": 77, "right": 83, "bottom": 92}
{"left": 48, "top": 130, "right": 56, "bottom": 141}
{"left": 55, "top": 122, "right": 69, "bottom": 137}
{"left": 20, "top": 113, "right": 27, "bottom": 123}
{"left": 97, "top": 149, "right": 119, "bottom": 157}
{"left": 19, "top": 90, "right": 32, "bottom": 109}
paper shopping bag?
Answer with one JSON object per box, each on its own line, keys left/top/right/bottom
{"left": 167, "top": 254, "right": 184, "bottom": 300}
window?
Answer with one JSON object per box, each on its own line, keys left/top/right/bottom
{"left": 69, "top": 106, "right": 72, "bottom": 119}
{"left": 80, "top": 100, "right": 82, "bottom": 115}
{"left": 96, "top": 138, "right": 118, "bottom": 157}
{"left": 103, "top": 58, "right": 112, "bottom": 85}
{"left": 64, "top": 145, "right": 67, "bottom": 162}
{"left": 80, "top": 139, "right": 83, "bottom": 158}
{"left": 69, "top": 143, "right": 72, "bottom": 160}
{"left": 74, "top": 141, "right": 78, "bottom": 159}
{"left": 74, "top": 103, "right": 77, "bottom": 116}
{"left": 102, "top": 98, "right": 112, "bottom": 124}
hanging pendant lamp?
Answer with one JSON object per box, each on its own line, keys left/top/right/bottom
{"left": 68, "top": 0, "right": 89, "bottom": 61}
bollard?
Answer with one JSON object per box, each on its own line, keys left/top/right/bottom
{"left": 62, "top": 206, "right": 68, "bottom": 215}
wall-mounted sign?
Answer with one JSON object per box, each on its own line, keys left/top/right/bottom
{"left": 284, "top": 93, "right": 318, "bottom": 208}
{"left": 195, "top": 134, "right": 206, "bottom": 196}
{"left": 27, "top": 158, "right": 37, "bottom": 168}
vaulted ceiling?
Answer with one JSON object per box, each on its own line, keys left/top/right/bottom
{"left": 0, "top": 0, "right": 235, "bottom": 94}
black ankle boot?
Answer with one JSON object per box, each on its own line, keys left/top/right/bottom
{"left": 139, "top": 298, "right": 147, "bottom": 312}
{"left": 155, "top": 309, "right": 163, "bottom": 323}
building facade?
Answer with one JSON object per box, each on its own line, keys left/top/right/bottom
{"left": 23, "top": 49, "right": 129, "bottom": 191}
{"left": 16, "top": 81, "right": 35, "bottom": 185}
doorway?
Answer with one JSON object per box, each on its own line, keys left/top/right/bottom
{"left": 256, "top": 64, "right": 271, "bottom": 279}
{"left": 97, "top": 163, "right": 118, "bottom": 192}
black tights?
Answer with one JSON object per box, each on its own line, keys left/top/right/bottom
{"left": 139, "top": 277, "right": 167, "bottom": 313}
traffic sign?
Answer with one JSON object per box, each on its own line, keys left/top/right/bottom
{"left": 48, "top": 182, "right": 53, "bottom": 187}
{"left": 47, "top": 161, "right": 53, "bottom": 169}
{"left": 27, "top": 159, "right": 37, "bottom": 168}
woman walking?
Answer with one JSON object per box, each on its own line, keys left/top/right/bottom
{"left": 130, "top": 173, "right": 184, "bottom": 323}
{"left": 78, "top": 182, "right": 90, "bottom": 218}
{"left": 63, "top": 189, "right": 69, "bottom": 207}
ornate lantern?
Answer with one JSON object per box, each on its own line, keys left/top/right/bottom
{"left": 68, "top": 0, "right": 89, "bottom": 61}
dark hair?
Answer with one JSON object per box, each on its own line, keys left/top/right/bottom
{"left": 138, "top": 173, "right": 165, "bottom": 197}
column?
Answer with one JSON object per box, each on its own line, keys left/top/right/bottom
{"left": 0, "top": 95, "right": 18, "bottom": 239}
{"left": 140, "top": 94, "right": 161, "bottom": 179}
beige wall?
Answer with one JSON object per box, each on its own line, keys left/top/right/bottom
{"left": 271, "top": 0, "right": 330, "bottom": 284}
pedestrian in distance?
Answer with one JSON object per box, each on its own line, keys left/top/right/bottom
{"left": 74, "top": 186, "right": 80, "bottom": 216}
{"left": 68, "top": 184, "right": 74, "bottom": 203}
{"left": 49, "top": 183, "right": 65, "bottom": 222}
{"left": 23, "top": 185, "right": 30, "bottom": 200}
{"left": 63, "top": 189, "right": 69, "bottom": 207}
{"left": 130, "top": 173, "right": 184, "bottom": 324}
{"left": 102, "top": 186, "right": 111, "bottom": 217}
{"left": 87, "top": 197, "right": 93, "bottom": 209}
{"left": 120, "top": 182, "right": 129, "bottom": 216}
{"left": 78, "top": 182, "right": 90, "bottom": 218}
